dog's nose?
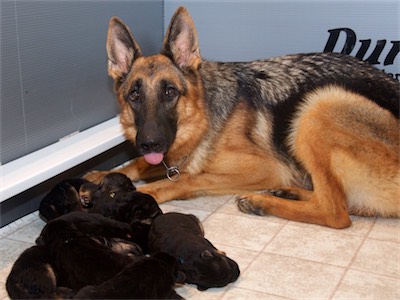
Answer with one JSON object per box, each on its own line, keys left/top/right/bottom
{"left": 139, "top": 140, "right": 162, "bottom": 153}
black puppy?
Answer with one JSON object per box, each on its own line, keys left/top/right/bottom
{"left": 86, "top": 173, "right": 163, "bottom": 252}
{"left": 39, "top": 178, "right": 97, "bottom": 221}
{"left": 36, "top": 212, "right": 141, "bottom": 291}
{"left": 104, "top": 190, "right": 163, "bottom": 253}
{"left": 38, "top": 173, "right": 134, "bottom": 222}
{"left": 148, "top": 212, "right": 240, "bottom": 290}
{"left": 88, "top": 172, "right": 136, "bottom": 213}
{"left": 74, "top": 252, "right": 184, "bottom": 299}
{"left": 51, "top": 211, "right": 143, "bottom": 255}
{"left": 6, "top": 246, "right": 74, "bottom": 299}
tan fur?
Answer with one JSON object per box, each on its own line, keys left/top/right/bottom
{"left": 237, "top": 86, "right": 400, "bottom": 228}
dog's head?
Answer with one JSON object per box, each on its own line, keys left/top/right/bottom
{"left": 86, "top": 173, "right": 138, "bottom": 214}
{"left": 36, "top": 218, "right": 82, "bottom": 251}
{"left": 98, "top": 172, "right": 136, "bottom": 196}
{"left": 84, "top": 172, "right": 136, "bottom": 205}
{"left": 105, "top": 7, "right": 207, "bottom": 166}
{"left": 112, "top": 191, "right": 163, "bottom": 226}
{"left": 180, "top": 248, "right": 240, "bottom": 291}
{"left": 39, "top": 179, "right": 91, "bottom": 221}
{"left": 152, "top": 252, "right": 186, "bottom": 284}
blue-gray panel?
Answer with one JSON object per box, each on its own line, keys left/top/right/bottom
{"left": 1, "top": 0, "right": 163, "bottom": 164}
{"left": 164, "top": 1, "right": 399, "bottom": 77}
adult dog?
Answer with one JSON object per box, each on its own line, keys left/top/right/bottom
{"left": 86, "top": 6, "right": 399, "bottom": 228}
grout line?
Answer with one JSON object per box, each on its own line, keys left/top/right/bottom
{"left": 327, "top": 216, "right": 378, "bottom": 299}
{"left": 222, "top": 220, "right": 290, "bottom": 299}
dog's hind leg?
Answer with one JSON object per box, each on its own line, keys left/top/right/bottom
{"left": 237, "top": 86, "right": 400, "bottom": 228}
{"left": 237, "top": 169, "right": 352, "bottom": 228}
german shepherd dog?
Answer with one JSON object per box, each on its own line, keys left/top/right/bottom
{"left": 86, "top": 6, "right": 400, "bottom": 228}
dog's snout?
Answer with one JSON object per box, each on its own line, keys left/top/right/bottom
{"left": 136, "top": 120, "right": 168, "bottom": 155}
{"left": 139, "top": 139, "right": 163, "bottom": 153}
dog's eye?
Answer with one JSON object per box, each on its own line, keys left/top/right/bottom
{"left": 127, "top": 82, "right": 141, "bottom": 103}
{"left": 165, "top": 85, "right": 178, "bottom": 100}
{"left": 128, "top": 88, "right": 140, "bottom": 102}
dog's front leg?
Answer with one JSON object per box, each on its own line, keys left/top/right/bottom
{"left": 136, "top": 172, "right": 262, "bottom": 204}
{"left": 84, "top": 157, "right": 164, "bottom": 184}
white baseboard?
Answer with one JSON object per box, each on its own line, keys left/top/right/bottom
{"left": 0, "top": 116, "right": 126, "bottom": 203}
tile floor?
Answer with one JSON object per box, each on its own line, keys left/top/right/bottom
{"left": 1, "top": 194, "right": 399, "bottom": 299}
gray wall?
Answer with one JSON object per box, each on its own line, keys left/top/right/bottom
{"left": 1, "top": 0, "right": 163, "bottom": 165}
{"left": 164, "top": 1, "right": 399, "bottom": 78}
{"left": 2, "top": 0, "right": 398, "bottom": 165}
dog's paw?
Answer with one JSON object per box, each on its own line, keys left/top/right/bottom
{"left": 83, "top": 170, "right": 110, "bottom": 184}
{"left": 235, "top": 196, "right": 267, "bottom": 216}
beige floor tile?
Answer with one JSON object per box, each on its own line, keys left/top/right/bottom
{"left": 0, "top": 281, "right": 9, "bottom": 300}
{"left": 203, "top": 213, "right": 283, "bottom": 251}
{"left": 369, "top": 217, "right": 400, "bottom": 243}
{"left": 332, "top": 269, "right": 400, "bottom": 299}
{"left": 222, "top": 287, "right": 290, "bottom": 299}
{"left": 216, "top": 198, "right": 289, "bottom": 225}
{"left": 0, "top": 213, "right": 40, "bottom": 238}
{"left": 237, "top": 253, "right": 344, "bottom": 299}
{"left": 287, "top": 215, "right": 375, "bottom": 237}
{"left": 351, "top": 238, "right": 400, "bottom": 277}
{"left": 0, "top": 223, "right": 22, "bottom": 238}
{"left": 213, "top": 243, "right": 260, "bottom": 274}
{"left": 159, "top": 204, "right": 212, "bottom": 221}
{"left": 264, "top": 224, "right": 364, "bottom": 267}
{"left": 0, "top": 265, "right": 13, "bottom": 296}
{"left": 0, "top": 238, "right": 33, "bottom": 271}
{"left": 176, "top": 283, "right": 231, "bottom": 299}
{"left": 165, "top": 195, "right": 232, "bottom": 212}
{"left": 6, "top": 219, "right": 45, "bottom": 244}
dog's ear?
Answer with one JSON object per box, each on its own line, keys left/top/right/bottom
{"left": 201, "top": 250, "right": 214, "bottom": 260}
{"left": 106, "top": 17, "right": 142, "bottom": 81}
{"left": 176, "top": 271, "right": 186, "bottom": 284}
{"left": 162, "top": 6, "right": 201, "bottom": 70}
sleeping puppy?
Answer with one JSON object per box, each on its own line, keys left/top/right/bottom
{"left": 87, "top": 172, "right": 136, "bottom": 213}
{"left": 86, "top": 173, "right": 163, "bottom": 252}
{"left": 74, "top": 252, "right": 184, "bottom": 299}
{"left": 102, "top": 190, "right": 163, "bottom": 253}
{"left": 6, "top": 246, "right": 74, "bottom": 299}
{"left": 44, "top": 211, "right": 133, "bottom": 240}
{"left": 36, "top": 212, "right": 141, "bottom": 291}
{"left": 39, "top": 178, "right": 97, "bottom": 221}
{"left": 85, "top": 173, "right": 162, "bottom": 226}
{"left": 97, "top": 172, "right": 136, "bottom": 194}
{"left": 38, "top": 173, "right": 134, "bottom": 222}
{"left": 148, "top": 212, "right": 240, "bottom": 290}
{"left": 53, "top": 211, "right": 143, "bottom": 256}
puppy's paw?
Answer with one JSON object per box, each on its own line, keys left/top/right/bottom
{"left": 235, "top": 195, "right": 267, "bottom": 216}
{"left": 83, "top": 170, "right": 110, "bottom": 184}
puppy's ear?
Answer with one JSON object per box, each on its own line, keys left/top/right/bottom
{"left": 216, "top": 249, "right": 226, "bottom": 256}
{"left": 201, "top": 250, "right": 214, "bottom": 260}
{"left": 106, "top": 17, "right": 142, "bottom": 82}
{"left": 176, "top": 271, "right": 186, "bottom": 284}
{"left": 161, "top": 6, "right": 201, "bottom": 70}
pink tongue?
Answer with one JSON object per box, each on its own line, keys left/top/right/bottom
{"left": 143, "top": 153, "right": 164, "bottom": 165}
